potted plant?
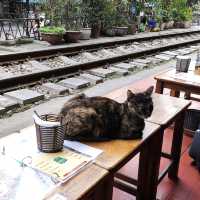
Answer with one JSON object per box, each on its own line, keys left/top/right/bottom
{"left": 64, "top": 19, "right": 82, "bottom": 43}
{"left": 80, "top": 27, "right": 91, "bottom": 40}
{"left": 78, "top": 1, "right": 92, "bottom": 40}
{"left": 153, "top": 2, "right": 163, "bottom": 31}
{"left": 155, "top": 14, "right": 164, "bottom": 31}
{"left": 171, "top": 8, "right": 181, "bottom": 28}
{"left": 39, "top": 0, "right": 66, "bottom": 44}
{"left": 113, "top": 0, "right": 129, "bottom": 36}
{"left": 62, "top": 0, "right": 82, "bottom": 43}
{"left": 192, "top": 2, "right": 200, "bottom": 26}
{"left": 153, "top": 0, "right": 175, "bottom": 30}
{"left": 83, "top": 0, "right": 109, "bottom": 38}
{"left": 162, "top": 10, "right": 171, "bottom": 29}
{"left": 170, "top": 0, "right": 192, "bottom": 28}
{"left": 127, "top": 1, "right": 138, "bottom": 34}
{"left": 180, "top": 8, "right": 192, "bottom": 28}
{"left": 39, "top": 26, "right": 65, "bottom": 45}
{"left": 101, "top": 2, "right": 117, "bottom": 37}
{"left": 166, "top": 10, "right": 174, "bottom": 29}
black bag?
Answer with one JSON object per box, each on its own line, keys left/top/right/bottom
{"left": 189, "top": 129, "right": 200, "bottom": 170}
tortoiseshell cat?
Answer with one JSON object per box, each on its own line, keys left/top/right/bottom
{"left": 60, "top": 86, "right": 154, "bottom": 141}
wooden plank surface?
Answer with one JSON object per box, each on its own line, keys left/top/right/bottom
{"left": 0, "top": 129, "right": 109, "bottom": 200}
{"left": 147, "top": 93, "right": 191, "bottom": 126}
{"left": 45, "top": 164, "right": 108, "bottom": 200}
{"left": 154, "top": 69, "right": 200, "bottom": 88}
{"left": 20, "top": 123, "right": 160, "bottom": 172}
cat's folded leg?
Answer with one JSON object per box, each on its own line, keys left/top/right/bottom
{"left": 119, "top": 131, "right": 143, "bottom": 140}
{"left": 64, "top": 134, "right": 111, "bottom": 142}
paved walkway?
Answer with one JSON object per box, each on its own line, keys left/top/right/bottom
{"left": 0, "top": 27, "right": 200, "bottom": 55}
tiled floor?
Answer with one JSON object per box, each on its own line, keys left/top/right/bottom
{"left": 103, "top": 73, "right": 200, "bottom": 200}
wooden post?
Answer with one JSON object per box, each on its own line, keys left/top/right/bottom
{"left": 168, "top": 111, "right": 185, "bottom": 180}
{"left": 137, "top": 128, "right": 164, "bottom": 200}
{"left": 170, "top": 90, "right": 180, "bottom": 97}
{"left": 155, "top": 80, "right": 164, "bottom": 94}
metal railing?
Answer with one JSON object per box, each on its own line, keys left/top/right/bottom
{"left": 0, "top": 18, "right": 40, "bottom": 40}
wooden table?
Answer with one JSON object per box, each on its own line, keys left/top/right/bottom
{"left": 85, "top": 121, "right": 163, "bottom": 200}
{"left": 155, "top": 69, "right": 200, "bottom": 98}
{"left": 0, "top": 131, "right": 110, "bottom": 200}
{"left": 0, "top": 93, "right": 190, "bottom": 200}
{"left": 91, "top": 93, "right": 190, "bottom": 200}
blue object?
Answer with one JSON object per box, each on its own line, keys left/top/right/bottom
{"left": 189, "top": 129, "right": 200, "bottom": 170}
{"left": 148, "top": 19, "right": 157, "bottom": 29}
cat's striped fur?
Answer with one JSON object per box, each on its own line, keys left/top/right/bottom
{"left": 60, "top": 86, "right": 154, "bottom": 141}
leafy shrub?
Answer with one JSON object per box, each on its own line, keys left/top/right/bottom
{"left": 39, "top": 26, "right": 65, "bottom": 35}
{"left": 170, "top": 0, "right": 192, "bottom": 22}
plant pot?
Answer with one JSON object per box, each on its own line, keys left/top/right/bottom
{"left": 165, "top": 21, "right": 174, "bottom": 29}
{"left": 160, "top": 23, "right": 165, "bottom": 31}
{"left": 183, "top": 21, "right": 192, "bottom": 28}
{"left": 63, "top": 31, "right": 81, "bottom": 43}
{"left": 174, "top": 21, "right": 182, "bottom": 28}
{"left": 168, "top": 21, "right": 174, "bottom": 29}
{"left": 103, "top": 27, "right": 116, "bottom": 37}
{"left": 165, "top": 22, "right": 170, "bottom": 29}
{"left": 80, "top": 28, "right": 91, "bottom": 40}
{"left": 114, "top": 27, "right": 128, "bottom": 36}
{"left": 128, "top": 23, "right": 137, "bottom": 34}
{"left": 41, "top": 33, "right": 63, "bottom": 45}
{"left": 91, "top": 23, "right": 101, "bottom": 38}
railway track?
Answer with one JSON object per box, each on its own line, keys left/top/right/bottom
{"left": 0, "top": 30, "right": 200, "bottom": 117}
{"left": 1, "top": 28, "right": 200, "bottom": 63}
{"left": 0, "top": 32, "right": 200, "bottom": 92}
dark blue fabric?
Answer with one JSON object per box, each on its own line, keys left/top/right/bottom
{"left": 148, "top": 19, "right": 157, "bottom": 29}
{"left": 189, "top": 129, "right": 200, "bottom": 169}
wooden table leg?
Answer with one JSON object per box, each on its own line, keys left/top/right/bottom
{"left": 170, "top": 90, "right": 180, "bottom": 97}
{"left": 168, "top": 111, "right": 185, "bottom": 180}
{"left": 94, "top": 173, "right": 113, "bottom": 200}
{"left": 137, "top": 128, "right": 164, "bottom": 200}
{"left": 155, "top": 80, "right": 164, "bottom": 94}
{"left": 184, "top": 92, "right": 191, "bottom": 100}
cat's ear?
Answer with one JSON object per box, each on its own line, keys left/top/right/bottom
{"left": 127, "top": 89, "right": 135, "bottom": 100}
{"left": 145, "top": 86, "right": 154, "bottom": 96}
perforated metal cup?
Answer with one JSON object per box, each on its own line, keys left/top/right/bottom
{"left": 176, "top": 56, "right": 191, "bottom": 72}
{"left": 34, "top": 114, "right": 65, "bottom": 153}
